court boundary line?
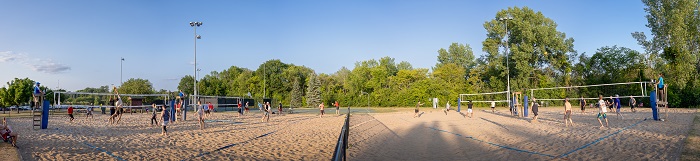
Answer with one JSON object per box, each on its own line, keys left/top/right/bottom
{"left": 398, "top": 115, "right": 647, "bottom": 159}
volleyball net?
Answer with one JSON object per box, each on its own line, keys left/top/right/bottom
{"left": 529, "top": 81, "right": 653, "bottom": 105}
{"left": 459, "top": 91, "right": 510, "bottom": 107}
{"left": 189, "top": 95, "right": 244, "bottom": 108}
{"left": 52, "top": 91, "right": 170, "bottom": 114}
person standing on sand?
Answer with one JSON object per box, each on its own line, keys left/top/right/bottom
{"left": 467, "top": 100, "right": 474, "bottom": 118}
{"left": 244, "top": 101, "right": 249, "bottom": 115}
{"left": 261, "top": 102, "right": 271, "bottom": 122}
{"left": 197, "top": 101, "right": 205, "bottom": 130}
{"left": 629, "top": 97, "right": 637, "bottom": 113}
{"left": 67, "top": 106, "right": 74, "bottom": 122}
{"left": 490, "top": 101, "right": 496, "bottom": 113}
{"left": 86, "top": 104, "right": 94, "bottom": 119}
{"left": 564, "top": 98, "right": 574, "bottom": 127}
{"left": 334, "top": 101, "right": 340, "bottom": 115}
{"left": 531, "top": 98, "right": 539, "bottom": 122}
{"left": 278, "top": 103, "right": 283, "bottom": 116}
{"left": 444, "top": 102, "right": 450, "bottom": 115}
{"left": 319, "top": 102, "right": 325, "bottom": 118}
{"left": 150, "top": 103, "right": 158, "bottom": 126}
{"left": 238, "top": 100, "right": 242, "bottom": 115}
{"left": 614, "top": 95, "right": 623, "bottom": 119}
{"left": 237, "top": 100, "right": 243, "bottom": 117}
{"left": 414, "top": 101, "right": 423, "bottom": 118}
{"left": 580, "top": 96, "right": 587, "bottom": 113}
{"left": 161, "top": 105, "right": 170, "bottom": 136}
{"left": 597, "top": 95, "right": 609, "bottom": 128}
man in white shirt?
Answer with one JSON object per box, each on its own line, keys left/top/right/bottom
{"left": 597, "top": 95, "right": 609, "bottom": 128}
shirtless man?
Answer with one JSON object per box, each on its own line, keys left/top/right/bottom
{"left": 319, "top": 102, "right": 325, "bottom": 118}
{"left": 564, "top": 98, "right": 575, "bottom": 127}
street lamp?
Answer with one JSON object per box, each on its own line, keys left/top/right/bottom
{"left": 190, "top": 21, "right": 202, "bottom": 103}
{"left": 120, "top": 57, "right": 125, "bottom": 85}
{"left": 498, "top": 16, "right": 513, "bottom": 110}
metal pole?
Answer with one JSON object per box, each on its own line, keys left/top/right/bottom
{"left": 505, "top": 18, "right": 511, "bottom": 109}
{"left": 194, "top": 26, "right": 197, "bottom": 104}
{"left": 263, "top": 62, "right": 267, "bottom": 98}
{"left": 120, "top": 58, "right": 123, "bottom": 85}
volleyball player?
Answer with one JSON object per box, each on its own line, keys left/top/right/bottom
{"left": 597, "top": 95, "right": 609, "bottom": 128}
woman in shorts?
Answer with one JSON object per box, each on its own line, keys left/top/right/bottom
{"left": 161, "top": 106, "right": 170, "bottom": 136}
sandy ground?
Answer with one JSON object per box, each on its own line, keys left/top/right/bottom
{"left": 347, "top": 107, "right": 696, "bottom": 161}
{"left": 3, "top": 107, "right": 696, "bottom": 160}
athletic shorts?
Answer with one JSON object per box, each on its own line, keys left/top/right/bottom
{"left": 264, "top": 112, "right": 269, "bottom": 116}
{"left": 162, "top": 121, "right": 169, "bottom": 126}
{"left": 565, "top": 111, "right": 572, "bottom": 119}
{"left": 321, "top": 110, "right": 325, "bottom": 114}
{"left": 238, "top": 108, "right": 243, "bottom": 113}
{"left": 491, "top": 106, "right": 495, "bottom": 108}
{"left": 415, "top": 109, "right": 419, "bottom": 113}
{"left": 69, "top": 114, "right": 74, "bottom": 119}
{"left": 467, "top": 109, "right": 472, "bottom": 113}
{"left": 616, "top": 108, "right": 621, "bottom": 113}
{"left": 581, "top": 105, "right": 585, "bottom": 111}
{"left": 533, "top": 111, "right": 538, "bottom": 116}
{"left": 597, "top": 113, "right": 607, "bottom": 119}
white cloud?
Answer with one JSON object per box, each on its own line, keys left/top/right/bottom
{"left": 0, "top": 51, "right": 71, "bottom": 74}
{"left": 0, "top": 51, "right": 26, "bottom": 62}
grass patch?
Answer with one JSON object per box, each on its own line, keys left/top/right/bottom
{"left": 681, "top": 111, "right": 700, "bottom": 161}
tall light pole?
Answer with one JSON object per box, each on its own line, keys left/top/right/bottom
{"left": 499, "top": 16, "right": 513, "bottom": 109}
{"left": 120, "top": 57, "right": 125, "bottom": 85}
{"left": 190, "top": 21, "right": 202, "bottom": 103}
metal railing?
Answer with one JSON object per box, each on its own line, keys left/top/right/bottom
{"left": 332, "top": 107, "right": 350, "bottom": 161}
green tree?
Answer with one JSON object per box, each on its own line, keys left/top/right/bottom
{"left": 290, "top": 78, "right": 303, "bottom": 108}
{"left": 178, "top": 75, "right": 194, "bottom": 95}
{"left": 437, "top": 43, "right": 476, "bottom": 77}
{"left": 118, "top": 78, "right": 154, "bottom": 94}
{"left": 0, "top": 87, "right": 7, "bottom": 113}
{"left": 482, "top": 6, "right": 575, "bottom": 94}
{"left": 198, "top": 71, "right": 227, "bottom": 96}
{"left": 305, "top": 73, "right": 321, "bottom": 108}
{"left": 1, "top": 78, "right": 35, "bottom": 113}
{"left": 257, "top": 60, "right": 290, "bottom": 102}
{"left": 633, "top": 0, "right": 699, "bottom": 89}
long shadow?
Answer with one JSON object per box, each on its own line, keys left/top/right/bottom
{"left": 349, "top": 114, "right": 493, "bottom": 160}
{"left": 480, "top": 117, "right": 509, "bottom": 131}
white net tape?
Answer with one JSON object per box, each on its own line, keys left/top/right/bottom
{"left": 459, "top": 91, "right": 510, "bottom": 103}
{"left": 529, "top": 81, "right": 653, "bottom": 102}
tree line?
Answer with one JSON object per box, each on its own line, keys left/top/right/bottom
{"left": 2, "top": 2, "right": 698, "bottom": 110}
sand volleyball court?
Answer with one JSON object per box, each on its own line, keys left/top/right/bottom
{"left": 4, "top": 107, "right": 696, "bottom": 160}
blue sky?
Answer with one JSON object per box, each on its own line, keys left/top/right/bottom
{"left": 0, "top": 0, "right": 650, "bottom": 91}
